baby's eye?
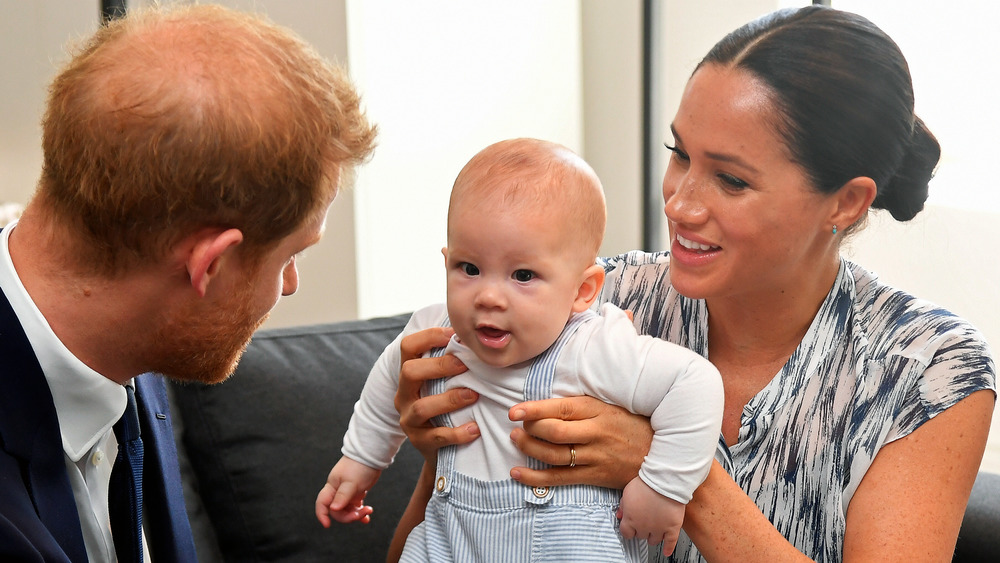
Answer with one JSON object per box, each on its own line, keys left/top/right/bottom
{"left": 512, "top": 269, "right": 535, "bottom": 282}
{"left": 460, "top": 263, "right": 480, "bottom": 276}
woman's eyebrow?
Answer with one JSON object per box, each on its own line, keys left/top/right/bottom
{"left": 669, "top": 124, "right": 760, "bottom": 174}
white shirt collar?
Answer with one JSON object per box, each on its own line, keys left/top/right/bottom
{"left": 0, "top": 221, "right": 126, "bottom": 462}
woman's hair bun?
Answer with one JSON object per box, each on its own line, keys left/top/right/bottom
{"left": 872, "top": 116, "right": 940, "bottom": 221}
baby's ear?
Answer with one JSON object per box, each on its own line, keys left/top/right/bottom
{"left": 572, "top": 264, "right": 606, "bottom": 313}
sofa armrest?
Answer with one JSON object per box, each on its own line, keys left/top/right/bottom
{"left": 170, "top": 313, "right": 422, "bottom": 562}
{"left": 954, "top": 471, "right": 1000, "bottom": 562}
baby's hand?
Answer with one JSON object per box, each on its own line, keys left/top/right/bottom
{"left": 315, "top": 457, "right": 381, "bottom": 528}
{"left": 617, "top": 477, "right": 685, "bottom": 556}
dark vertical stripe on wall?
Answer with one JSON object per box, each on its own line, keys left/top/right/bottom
{"left": 102, "top": 0, "right": 127, "bottom": 24}
{"left": 641, "top": 0, "right": 663, "bottom": 251}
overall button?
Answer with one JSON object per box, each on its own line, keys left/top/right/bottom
{"left": 532, "top": 486, "right": 549, "bottom": 498}
{"left": 436, "top": 476, "right": 447, "bottom": 492}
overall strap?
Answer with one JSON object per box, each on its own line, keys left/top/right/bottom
{"left": 521, "top": 311, "right": 594, "bottom": 506}
{"left": 424, "top": 318, "right": 459, "bottom": 496}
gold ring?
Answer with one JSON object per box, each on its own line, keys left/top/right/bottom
{"left": 569, "top": 445, "right": 577, "bottom": 468}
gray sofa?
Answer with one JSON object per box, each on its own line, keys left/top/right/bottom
{"left": 169, "top": 313, "right": 420, "bottom": 563}
{"left": 168, "top": 313, "right": 999, "bottom": 562}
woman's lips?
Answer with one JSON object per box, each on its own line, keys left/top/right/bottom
{"left": 671, "top": 233, "right": 721, "bottom": 265}
{"left": 676, "top": 233, "right": 720, "bottom": 252}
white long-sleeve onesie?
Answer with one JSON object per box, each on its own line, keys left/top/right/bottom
{"left": 342, "top": 302, "right": 723, "bottom": 504}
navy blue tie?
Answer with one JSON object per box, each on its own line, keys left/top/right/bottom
{"left": 110, "top": 384, "right": 144, "bottom": 563}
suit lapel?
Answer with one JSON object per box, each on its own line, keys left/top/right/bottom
{"left": 0, "top": 286, "right": 88, "bottom": 561}
{"left": 135, "top": 373, "right": 198, "bottom": 561}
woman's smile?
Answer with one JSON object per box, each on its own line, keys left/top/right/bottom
{"left": 676, "top": 233, "right": 720, "bottom": 252}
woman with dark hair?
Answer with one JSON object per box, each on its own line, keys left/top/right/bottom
{"left": 390, "top": 6, "right": 995, "bottom": 561}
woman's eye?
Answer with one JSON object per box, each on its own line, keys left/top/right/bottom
{"left": 513, "top": 269, "right": 535, "bottom": 282}
{"left": 719, "top": 173, "right": 749, "bottom": 189}
{"left": 664, "top": 143, "right": 689, "bottom": 162}
{"left": 460, "top": 263, "right": 480, "bottom": 276}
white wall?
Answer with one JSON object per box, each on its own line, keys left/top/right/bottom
{"left": 835, "top": 0, "right": 1000, "bottom": 213}
{"left": 0, "top": 0, "right": 96, "bottom": 206}
{"left": 345, "top": 0, "right": 585, "bottom": 319}
{"left": 580, "top": 1, "right": 643, "bottom": 257}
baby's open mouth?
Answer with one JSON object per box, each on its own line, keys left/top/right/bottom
{"left": 476, "top": 326, "right": 510, "bottom": 348}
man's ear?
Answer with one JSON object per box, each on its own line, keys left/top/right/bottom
{"left": 186, "top": 229, "right": 244, "bottom": 297}
{"left": 572, "top": 264, "right": 606, "bottom": 313}
{"left": 831, "top": 176, "right": 877, "bottom": 231}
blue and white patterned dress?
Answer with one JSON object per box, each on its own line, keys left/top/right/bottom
{"left": 597, "top": 251, "right": 996, "bottom": 563}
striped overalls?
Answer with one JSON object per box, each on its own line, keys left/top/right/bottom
{"left": 398, "top": 313, "right": 647, "bottom": 562}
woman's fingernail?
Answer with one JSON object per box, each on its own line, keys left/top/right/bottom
{"left": 510, "top": 469, "right": 521, "bottom": 480}
{"left": 510, "top": 408, "right": 525, "bottom": 421}
{"left": 459, "top": 389, "right": 476, "bottom": 400}
{"left": 468, "top": 423, "right": 480, "bottom": 436}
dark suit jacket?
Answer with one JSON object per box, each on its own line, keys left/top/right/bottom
{"left": 0, "top": 283, "right": 197, "bottom": 561}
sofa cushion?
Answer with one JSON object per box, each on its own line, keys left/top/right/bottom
{"left": 170, "top": 313, "right": 422, "bottom": 562}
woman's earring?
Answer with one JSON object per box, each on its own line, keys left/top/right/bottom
{"left": 832, "top": 225, "right": 838, "bottom": 235}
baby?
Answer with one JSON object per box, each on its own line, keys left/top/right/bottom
{"left": 316, "top": 138, "right": 723, "bottom": 561}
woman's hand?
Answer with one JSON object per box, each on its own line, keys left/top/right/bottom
{"left": 507, "top": 396, "right": 653, "bottom": 489}
{"left": 394, "top": 326, "right": 480, "bottom": 462}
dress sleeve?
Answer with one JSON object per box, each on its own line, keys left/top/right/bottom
{"left": 885, "top": 319, "right": 996, "bottom": 443}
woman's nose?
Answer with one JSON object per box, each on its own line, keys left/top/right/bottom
{"left": 663, "top": 172, "right": 708, "bottom": 225}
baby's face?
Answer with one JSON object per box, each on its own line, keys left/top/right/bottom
{"left": 444, "top": 203, "right": 588, "bottom": 367}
